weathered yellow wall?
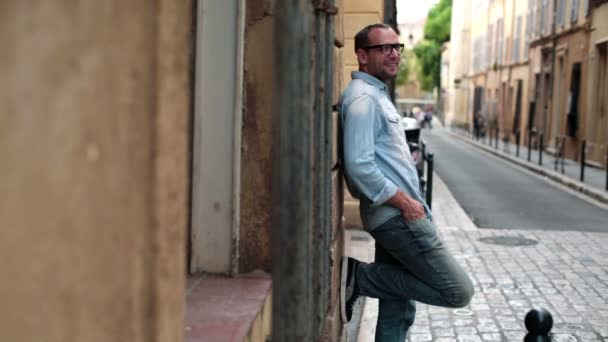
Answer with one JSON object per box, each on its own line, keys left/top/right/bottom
{"left": 0, "top": 1, "right": 191, "bottom": 341}
{"left": 342, "top": 0, "right": 384, "bottom": 88}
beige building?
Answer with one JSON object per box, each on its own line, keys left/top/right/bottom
{"left": 446, "top": 0, "right": 473, "bottom": 128}
{"left": 452, "top": 0, "right": 606, "bottom": 168}
{"left": 399, "top": 18, "right": 426, "bottom": 49}
{"left": 584, "top": 1, "right": 608, "bottom": 167}
{"left": 506, "top": 0, "right": 531, "bottom": 140}
{"left": 527, "top": 0, "right": 591, "bottom": 159}
{"left": 468, "top": 0, "right": 491, "bottom": 129}
{"left": 441, "top": 42, "right": 452, "bottom": 120}
{"left": 1, "top": 1, "right": 394, "bottom": 341}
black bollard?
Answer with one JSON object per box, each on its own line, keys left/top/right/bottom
{"left": 554, "top": 136, "right": 559, "bottom": 171}
{"left": 527, "top": 131, "right": 532, "bottom": 162}
{"left": 516, "top": 130, "right": 521, "bottom": 157}
{"left": 523, "top": 308, "right": 553, "bottom": 342}
{"left": 426, "top": 153, "right": 434, "bottom": 210}
{"left": 561, "top": 137, "right": 566, "bottom": 174}
{"left": 524, "top": 334, "right": 551, "bottom": 342}
{"left": 539, "top": 133, "right": 544, "bottom": 166}
{"left": 605, "top": 147, "right": 608, "bottom": 191}
{"left": 580, "top": 140, "right": 586, "bottom": 182}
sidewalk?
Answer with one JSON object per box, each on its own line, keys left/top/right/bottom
{"left": 449, "top": 129, "right": 608, "bottom": 206}
{"left": 345, "top": 175, "right": 608, "bottom": 342}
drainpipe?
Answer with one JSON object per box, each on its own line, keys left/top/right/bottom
{"left": 272, "top": 1, "right": 314, "bottom": 340}
{"left": 546, "top": 0, "right": 558, "bottom": 138}
{"left": 321, "top": 4, "right": 335, "bottom": 332}
{"left": 311, "top": 0, "right": 335, "bottom": 335}
{"left": 230, "top": 0, "right": 246, "bottom": 276}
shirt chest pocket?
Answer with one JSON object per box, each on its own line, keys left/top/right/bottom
{"left": 376, "top": 98, "right": 406, "bottom": 142}
{"left": 387, "top": 115, "right": 400, "bottom": 124}
{"left": 379, "top": 99, "right": 401, "bottom": 126}
{"left": 385, "top": 114, "right": 404, "bottom": 136}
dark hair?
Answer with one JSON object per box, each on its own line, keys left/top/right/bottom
{"left": 354, "top": 24, "right": 392, "bottom": 52}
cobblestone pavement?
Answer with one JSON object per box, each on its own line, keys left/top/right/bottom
{"left": 352, "top": 176, "right": 608, "bottom": 342}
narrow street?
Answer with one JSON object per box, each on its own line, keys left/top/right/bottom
{"left": 352, "top": 128, "right": 608, "bottom": 342}
{"left": 422, "top": 130, "right": 608, "bottom": 232}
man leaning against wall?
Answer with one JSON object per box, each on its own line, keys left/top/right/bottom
{"left": 339, "top": 23, "right": 474, "bottom": 342}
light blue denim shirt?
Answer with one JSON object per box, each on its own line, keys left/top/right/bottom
{"left": 340, "top": 71, "right": 432, "bottom": 230}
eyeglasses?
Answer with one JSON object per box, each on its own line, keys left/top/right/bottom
{"left": 362, "top": 43, "right": 404, "bottom": 55}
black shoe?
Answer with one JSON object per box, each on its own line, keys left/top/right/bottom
{"left": 340, "top": 256, "right": 361, "bottom": 323}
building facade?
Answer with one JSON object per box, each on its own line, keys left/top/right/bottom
{"left": 584, "top": 0, "right": 608, "bottom": 166}
{"left": 446, "top": 0, "right": 473, "bottom": 128}
{"left": 450, "top": 0, "right": 607, "bottom": 167}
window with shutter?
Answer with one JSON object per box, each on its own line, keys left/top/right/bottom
{"left": 540, "top": 0, "right": 546, "bottom": 36}
{"left": 557, "top": 0, "right": 565, "bottom": 27}
{"left": 515, "top": 16, "right": 522, "bottom": 63}
{"left": 571, "top": 0, "right": 579, "bottom": 23}
{"left": 496, "top": 20, "right": 500, "bottom": 65}
{"left": 487, "top": 24, "right": 493, "bottom": 68}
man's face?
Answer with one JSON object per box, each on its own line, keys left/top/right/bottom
{"left": 357, "top": 28, "right": 401, "bottom": 82}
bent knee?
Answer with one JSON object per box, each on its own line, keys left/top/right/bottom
{"left": 444, "top": 277, "right": 474, "bottom": 308}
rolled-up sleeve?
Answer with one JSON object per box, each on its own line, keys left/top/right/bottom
{"left": 342, "top": 94, "right": 398, "bottom": 207}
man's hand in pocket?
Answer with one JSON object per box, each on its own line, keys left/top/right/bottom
{"left": 386, "top": 189, "right": 426, "bottom": 221}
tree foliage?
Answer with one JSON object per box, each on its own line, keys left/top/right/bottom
{"left": 424, "top": 0, "right": 452, "bottom": 43}
{"left": 413, "top": 0, "right": 452, "bottom": 92}
{"left": 413, "top": 41, "right": 440, "bottom": 92}
{"left": 395, "top": 52, "right": 411, "bottom": 87}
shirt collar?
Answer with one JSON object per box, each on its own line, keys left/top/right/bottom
{"left": 351, "top": 71, "right": 388, "bottom": 91}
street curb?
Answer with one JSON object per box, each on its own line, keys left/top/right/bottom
{"left": 447, "top": 131, "right": 608, "bottom": 206}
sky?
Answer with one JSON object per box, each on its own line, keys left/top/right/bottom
{"left": 396, "top": 0, "right": 440, "bottom": 23}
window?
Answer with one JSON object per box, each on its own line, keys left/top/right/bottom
{"left": 594, "top": 43, "right": 607, "bottom": 135}
{"left": 540, "top": 0, "right": 546, "bottom": 36}
{"left": 487, "top": 24, "right": 494, "bottom": 69}
{"left": 525, "top": 0, "right": 533, "bottom": 59}
{"left": 497, "top": 18, "right": 504, "bottom": 65}
{"left": 557, "top": 0, "right": 565, "bottom": 27}
{"left": 514, "top": 16, "right": 522, "bottom": 63}
{"left": 533, "top": 0, "right": 540, "bottom": 37}
{"left": 567, "top": 63, "right": 582, "bottom": 137}
{"left": 571, "top": 0, "right": 579, "bottom": 23}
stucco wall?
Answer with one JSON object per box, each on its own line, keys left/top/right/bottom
{"left": 551, "top": 30, "right": 589, "bottom": 159}
{"left": 0, "top": 1, "right": 191, "bottom": 341}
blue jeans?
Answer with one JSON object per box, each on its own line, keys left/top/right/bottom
{"left": 357, "top": 216, "right": 474, "bottom": 342}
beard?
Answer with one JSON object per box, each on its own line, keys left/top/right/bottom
{"left": 371, "top": 66, "right": 398, "bottom": 83}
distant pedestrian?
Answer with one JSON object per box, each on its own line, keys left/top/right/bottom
{"left": 339, "top": 23, "right": 474, "bottom": 341}
{"left": 424, "top": 109, "right": 433, "bottom": 129}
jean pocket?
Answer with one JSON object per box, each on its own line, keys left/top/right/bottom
{"left": 405, "top": 217, "right": 442, "bottom": 252}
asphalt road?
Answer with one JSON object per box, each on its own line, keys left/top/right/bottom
{"left": 422, "top": 130, "right": 608, "bottom": 232}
